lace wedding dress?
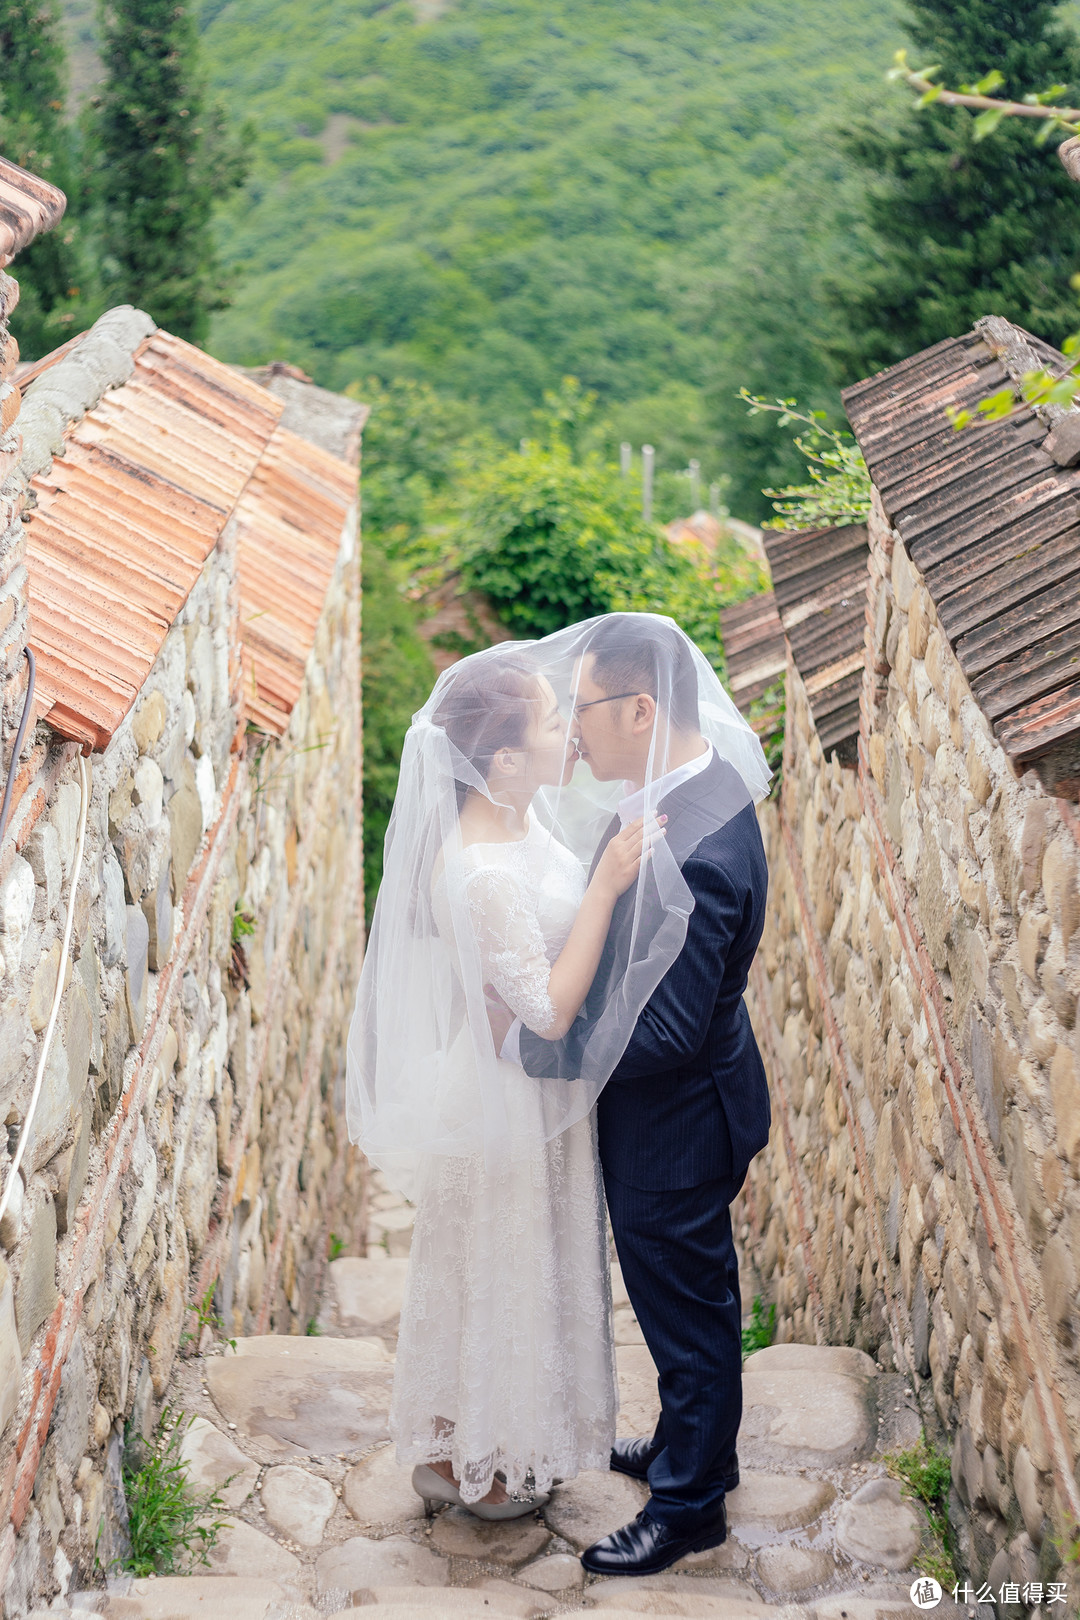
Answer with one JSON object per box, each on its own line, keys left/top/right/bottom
{"left": 390, "top": 818, "right": 618, "bottom": 1503}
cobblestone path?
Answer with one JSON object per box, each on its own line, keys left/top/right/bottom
{"left": 46, "top": 1172, "right": 965, "bottom": 1620}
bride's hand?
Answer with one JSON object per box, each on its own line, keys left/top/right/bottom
{"left": 591, "top": 815, "right": 666, "bottom": 903}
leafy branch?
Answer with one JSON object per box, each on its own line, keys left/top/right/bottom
{"left": 886, "top": 56, "right": 1080, "bottom": 432}
{"left": 888, "top": 51, "right": 1080, "bottom": 142}
{"left": 945, "top": 313, "right": 1080, "bottom": 428}
{"left": 740, "top": 391, "right": 872, "bottom": 531}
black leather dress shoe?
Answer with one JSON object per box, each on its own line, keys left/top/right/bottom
{"left": 581, "top": 1506, "right": 727, "bottom": 1576}
{"left": 609, "top": 1437, "right": 740, "bottom": 1492}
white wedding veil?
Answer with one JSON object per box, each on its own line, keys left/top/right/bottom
{"left": 346, "top": 612, "right": 770, "bottom": 1192}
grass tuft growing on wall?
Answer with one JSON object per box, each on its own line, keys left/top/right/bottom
{"left": 120, "top": 1409, "right": 231, "bottom": 1578}
{"left": 741, "top": 1295, "right": 777, "bottom": 1359}
{"left": 884, "top": 1431, "right": 957, "bottom": 1587}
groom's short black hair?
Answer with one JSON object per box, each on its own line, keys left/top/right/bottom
{"left": 587, "top": 616, "right": 700, "bottom": 732}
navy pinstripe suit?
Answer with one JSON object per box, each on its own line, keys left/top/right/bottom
{"left": 521, "top": 752, "right": 770, "bottom": 1529}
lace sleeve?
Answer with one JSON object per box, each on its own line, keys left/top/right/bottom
{"left": 462, "top": 865, "right": 558, "bottom": 1038}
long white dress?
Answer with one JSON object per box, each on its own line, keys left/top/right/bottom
{"left": 389, "top": 819, "right": 618, "bottom": 1503}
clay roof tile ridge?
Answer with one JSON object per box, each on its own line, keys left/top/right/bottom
{"left": 18, "top": 306, "right": 158, "bottom": 481}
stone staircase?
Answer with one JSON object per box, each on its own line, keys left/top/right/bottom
{"left": 45, "top": 1172, "right": 964, "bottom": 1620}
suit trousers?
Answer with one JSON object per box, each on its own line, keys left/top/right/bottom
{"left": 604, "top": 1168, "right": 746, "bottom": 1531}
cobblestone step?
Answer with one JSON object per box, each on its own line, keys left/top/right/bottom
{"left": 58, "top": 1169, "right": 962, "bottom": 1619}
{"left": 35, "top": 1576, "right": 959, "bottom": 1619}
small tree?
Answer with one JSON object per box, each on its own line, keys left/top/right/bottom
{"left": 0, "top": 0, "right": 86, "bottom": 356}
{"left": 93, "top": 0, "right": 247, "bottom": 342}
{"left": 830, "top": 0, "right": 1080, "bottom": 378}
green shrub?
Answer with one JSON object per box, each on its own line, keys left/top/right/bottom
{"left": 748, "top": 679, "right": 785, "bottom": 782}
{"left": 459, "top": 384, "right": 765, "bottom": 672}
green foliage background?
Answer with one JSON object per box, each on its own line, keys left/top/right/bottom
{"left": 40, "top": 0, "right": 1080, "bottom": 517}
{"left": 355, "top": 375, "right": 765, "bottom": 905}
{"left": 93, "top": 0, "right": 248, "bottom": 342}
{"left": 30, "top": 0, "right": 1080, "bottom": 903}
{"left": 829, "top": 0, "right": 1080, "bottom": 377}
{"left": 198, "top": 0, "right": 907, "bottom": 521}
{"left": 0, "top": 0, "right": 96, "bottom": 354}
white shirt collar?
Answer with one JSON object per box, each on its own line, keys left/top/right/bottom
{"left": 617, "top": 743, "right": 714, "bottom": 827}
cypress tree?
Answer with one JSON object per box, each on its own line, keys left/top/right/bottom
{"left": 94, "top": 0, "right": 247, "bottom": 343}
{"left": 830, "top": 0, "right": 1080, "bottom": 378}
{"left": 0, "top": 0, "right": 83, "bottom": 356}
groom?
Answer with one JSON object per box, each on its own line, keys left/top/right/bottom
{"left": 517, "top": 615, "right": 771, "bottom": 1576}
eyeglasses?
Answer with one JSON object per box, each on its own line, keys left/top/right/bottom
{"left": 571, "top": 691, "right": 640, "bottom": 718}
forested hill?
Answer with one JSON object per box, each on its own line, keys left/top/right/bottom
{"left": 198, "top": 0, "right": 903, "bottom": 518}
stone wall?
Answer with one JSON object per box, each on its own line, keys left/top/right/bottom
{"left": 0, "top": 269, "right": 31, "bottom": 760}
{"left": 0, "top": 426, "right": 366, "bottom": 1610}
{"left": 738, "top": 488, "right": 1080, "bottom": 1604}
{"left": 0, "top": 159, "right": 66, "bottom": 759}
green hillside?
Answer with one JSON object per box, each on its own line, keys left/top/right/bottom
{"left": 198, "top": 0, "right": 904, "bottom": 517}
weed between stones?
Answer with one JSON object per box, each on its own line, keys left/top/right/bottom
{"left": 741, "top": 1295, "right": 777, "bottom": 1359}
{"left": 884, "top": 1431, "right": 956, "bottom": 1586}
{"left": 116, "top": 1408, "right": 232, "bottom": 1578}
{"left": 181, "top": 1282, "right": 237, "bottom": 1354}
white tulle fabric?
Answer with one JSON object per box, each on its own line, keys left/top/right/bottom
{"left": 390, "top": 821, "right": 617, "bottom": 1499}
{"left": 347, "top": 612, "right": 770, "bottom": 1188}
{"left": 347, "top": 611, "right": 770, "bottom": 1500}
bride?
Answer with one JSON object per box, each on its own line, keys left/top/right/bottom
{"left": 346, "top": 614, "right": 768, "bottom": 1521}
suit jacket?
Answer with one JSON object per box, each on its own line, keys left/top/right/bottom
{"left": 519, "top": 752, "right": 771, "bottom": 1190}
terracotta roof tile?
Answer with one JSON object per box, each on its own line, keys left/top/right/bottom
{"left": 25, "top": 330, "right": 283, "bottom": 750}
{"left": 719, "top": 591, "right": 786, "bottom": 714}
{"left": 234, "top": 424, "right": 358, "bottom": 737}
{"left": 842, "top": 321, "right": 1080, "bottom": 794}
{"left": 760, "top": 524, "right": 870, "bottom": 764}
{"left": 0, "top": 157, "right": 66, "bottom": 267}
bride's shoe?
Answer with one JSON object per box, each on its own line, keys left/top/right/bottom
{"left": 411, "top": 1463, "right": 550, "bottom": 1521}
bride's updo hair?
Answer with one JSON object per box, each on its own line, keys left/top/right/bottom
{"left": 433, "top": 655, "right": 540, "bottom": 810}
